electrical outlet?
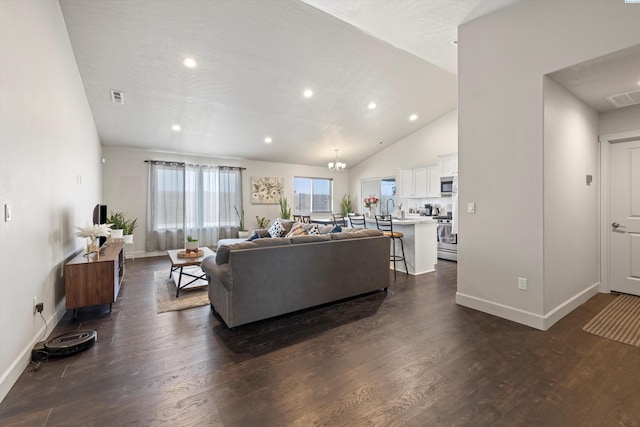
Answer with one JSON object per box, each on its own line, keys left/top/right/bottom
{"left": 33, "top": 296, "right": 38, "bottom": 314}
{"left": 36, "top": 303, "right": 44, "bottom": 313}
{"left": 518, "top": 277, "right": 527, "bottom": 291}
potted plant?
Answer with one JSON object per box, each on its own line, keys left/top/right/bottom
{"left": 234, "top": 206, "right": 250, "bottom": 238}
{"left": 185, "top": 235, "right": 199, "bottom": 252}
{"left": 340, "top": 194, "right": 352, "bottom": 217}
{"left": 279, "top": 196, "right": 291, "bottom": 220}
{"left": 256, "top": 216, "right": 270, "bottom": 229}
{"left": 122, "top": 216, "right": 137, "bottom": 244}
{"left": 107, "top": 211, "right": 125, "bottom": 239}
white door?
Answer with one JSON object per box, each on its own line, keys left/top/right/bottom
{"left": 610, "top": 139, "right": 640, "bottom": 296}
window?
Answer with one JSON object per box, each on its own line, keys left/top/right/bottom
{"left": 147, "top": 161, "right": 242, "bottom": 250}
{"left": 294, "top": 177, "right": 332, "bottom": 213}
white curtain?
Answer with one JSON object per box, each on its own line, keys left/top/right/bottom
{"left": 147, "top": 162, "right": 243, "bottom": 251}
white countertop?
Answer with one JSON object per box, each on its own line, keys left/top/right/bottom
{"left": 364, "top": 215, "right": 436, "bottom": 225}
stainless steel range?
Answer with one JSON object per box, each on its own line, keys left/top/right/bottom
{"left": 435, "top": 216, "right": 457, "bottom": 261}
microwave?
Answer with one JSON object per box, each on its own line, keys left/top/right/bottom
{"left": 440, "top": 176, "right": 454, "bottom": 196}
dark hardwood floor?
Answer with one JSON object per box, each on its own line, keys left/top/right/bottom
{"left": 1, "top": 257, "right": 639, "bottom": 426}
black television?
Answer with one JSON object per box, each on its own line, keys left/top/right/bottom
{"left": 93, "top": 204, "right": 108, "bottom": 246}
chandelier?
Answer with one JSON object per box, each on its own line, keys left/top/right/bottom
{"left": 328, "top": 149, "right": 346, "bottom": 172}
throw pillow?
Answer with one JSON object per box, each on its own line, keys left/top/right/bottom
{"left": 268, "top": 219, "right": 286, "bottom": 238}
{"left": 330, "top": 225, "right": 342, "bottom": 233}
{"left": 286, "top": 222, "right": 306, "bottom": 238}
{"left": 247, "top": 232, "right": 260, "bottom": 241}
{"left": 307, "top": 224, "right": 320, "bottom": 235}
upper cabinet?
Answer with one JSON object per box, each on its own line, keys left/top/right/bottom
{"left": 439, "top": 153, "right": 458, "bottom": 177}
{"left": 426, "top": 165, "right": 441, "bottom": 198}
{"left": 400, "top": 167, "right": 427, "bottom": 198}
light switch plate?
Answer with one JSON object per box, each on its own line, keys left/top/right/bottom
{"left": 467, "top": 202, "right": 475, "bottom": 214}
{"left": 4, "top": 204, "right": 11, "bottom": 222}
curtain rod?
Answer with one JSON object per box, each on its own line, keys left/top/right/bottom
{"left": 144, "top": 160, "right": 245, "bottom": 170}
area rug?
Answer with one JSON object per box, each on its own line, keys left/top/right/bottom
{"left": 154, "top": 269, "right": 209, "bottom": 314}
{"left": 583, "top": 294, "right": 640, "bottom": 347}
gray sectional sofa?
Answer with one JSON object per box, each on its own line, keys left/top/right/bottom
{"left": 201, "top": 226, "right": 390, "bottom": 328}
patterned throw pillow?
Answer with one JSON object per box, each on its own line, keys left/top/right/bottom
{"left": 307, "top": 224, "right": 320, "bottom": 235}
{"left": 286, "top": 222, "right": 306, "bottom": 238}
{"left": 268, "top": 219, "right": 286, "bottom": 238}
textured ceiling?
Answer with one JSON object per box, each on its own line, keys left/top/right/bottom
{"left": 302, "top": 0, "right": 530, "bottom": 74}
{"left": 59, "top": 0, "right": 459, "bottom": 167}
{"left": 548, "top": 44, "right": 640, "bottom": 113}
{"left": 59, "top": 0, "right": 635, "bottom": 168}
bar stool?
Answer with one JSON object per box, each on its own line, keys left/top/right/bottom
{"left": 293, "top": 214, "right": 311, "bottom": 223}
{"left": 348, "top": 213, "right": 366, "bottom": 228}
{"left": 375, "top": 214, "right": 408, "bottom": 278}
{"left": 332, "top": 213, "right": 348, "bottom": 227}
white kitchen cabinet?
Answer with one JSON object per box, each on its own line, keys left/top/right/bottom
{"left": 414, "top": 168, "right": 427, "bottom": 197}
{"left": 426, "top": 165, "right": 441, "bottom": 197}
{"left": 439, "top": 153, "right": 458, "bottom": 177}
{"left": 400, "top": 167, "right": 427, "bottom": 198}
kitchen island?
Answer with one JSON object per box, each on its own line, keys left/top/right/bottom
{"left": 365, "top": 215, "right": 437, "bottom": 275}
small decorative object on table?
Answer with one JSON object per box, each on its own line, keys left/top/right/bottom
{"left": 185, "top": 235, "right": 199, "bottom": 253}
{"left": 75, "top": 223, "right": 113, "bottom": 257}
{"left": 364, "top": 194, "right": 379, "bottom": 217}
{"left": 177, "top": 249, "right": 204, "bottom": 258}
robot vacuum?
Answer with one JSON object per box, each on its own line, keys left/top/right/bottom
{"left": 44, "top": 330, "right": 97, "bottom": 357}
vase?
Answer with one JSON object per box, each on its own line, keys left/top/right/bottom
{"left": 87, "top": 236, "right": 99, "bottom": 256}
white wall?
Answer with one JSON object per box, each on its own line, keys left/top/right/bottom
{"left": 348, "top": 109, "right": 457, "bottom": 203}
{"left": 102, "top": 147, "right": 350, "bottom": 255}
{"left": 457, "top": 0, "right": 640, "bottom": 330}
{"left": 543, "top": 78, "right": 599, "bottom": 315}
{"left": 0, "top": 0, "right": 102, "bottom": 401}
{"left": 599, "top": 104, "right": 640, "bottom": 135}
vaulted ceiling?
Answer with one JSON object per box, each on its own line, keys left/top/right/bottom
{"left": 59, "top": 0, "right": 638, "bottom": 168}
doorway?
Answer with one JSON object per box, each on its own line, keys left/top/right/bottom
{"left": 600, "top": 130, "right": 640, "bottom": 296}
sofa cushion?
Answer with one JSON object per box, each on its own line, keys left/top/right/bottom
{"left": 330, "top": 229, "right": 383, "bottom": 240}
{"left": 252, "top": 238, "right": 291, "bottom": 248}
{"left": 254, "top": 229, "right": 272, "bottom": 238}
{"left": 289, "top": 234, "right": 331, "bottom": 244}
{"left": 216, "top": 241, "right": 258, "bottom": 264}
{"left": 268, "top": 219, "right": 286, "bottom": 238}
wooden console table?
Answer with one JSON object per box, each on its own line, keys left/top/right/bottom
{"left": 65, "top": 241, "right": 125, "bottom": 316}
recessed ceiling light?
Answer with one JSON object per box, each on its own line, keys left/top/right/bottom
{"left": 450, "top": 40, "right": 458, "bottom": 46}
{"left": 368, "top": 102, "right": 377, "bottom": 110}
{"left": 172, "top": 124, "right": 181, "bottom": 131}
{"left": 264, "top": 137, "right": 272, "bottom": 143}
{"left": 183, "top": 57, "right": 197, "bottom": 68}
{"left": 409, "top": 114, "right": 418, "bottom": 121}
{"left": 303, "top": 89, "right": 314, "bottom": 98}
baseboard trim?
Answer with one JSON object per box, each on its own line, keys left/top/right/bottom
{"left": 0, "top": 301, "right": 67, "bottom": 403}
{"left": 542, "top": 282, "right": 600, "bottom": 330}
{"left": 456, "top": 282, "right": 601, "bottom": 331}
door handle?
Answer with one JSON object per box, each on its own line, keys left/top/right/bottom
{"left": 612, "top": 222, "right": 624, "bottom": 229}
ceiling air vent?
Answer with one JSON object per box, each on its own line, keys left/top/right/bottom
{"left": 605, "top": 89, "right": 640, "bottom": 109}
{"left": 110, "top": 90, "right": 124, "bottom": 104}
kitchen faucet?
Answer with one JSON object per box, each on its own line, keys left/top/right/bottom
{"left": 386, "top": 198, "right": 395, "bottom": 216}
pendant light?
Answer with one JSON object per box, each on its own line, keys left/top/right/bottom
{"left": 328, "top": 149, "right": 346, "bottom": 172}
